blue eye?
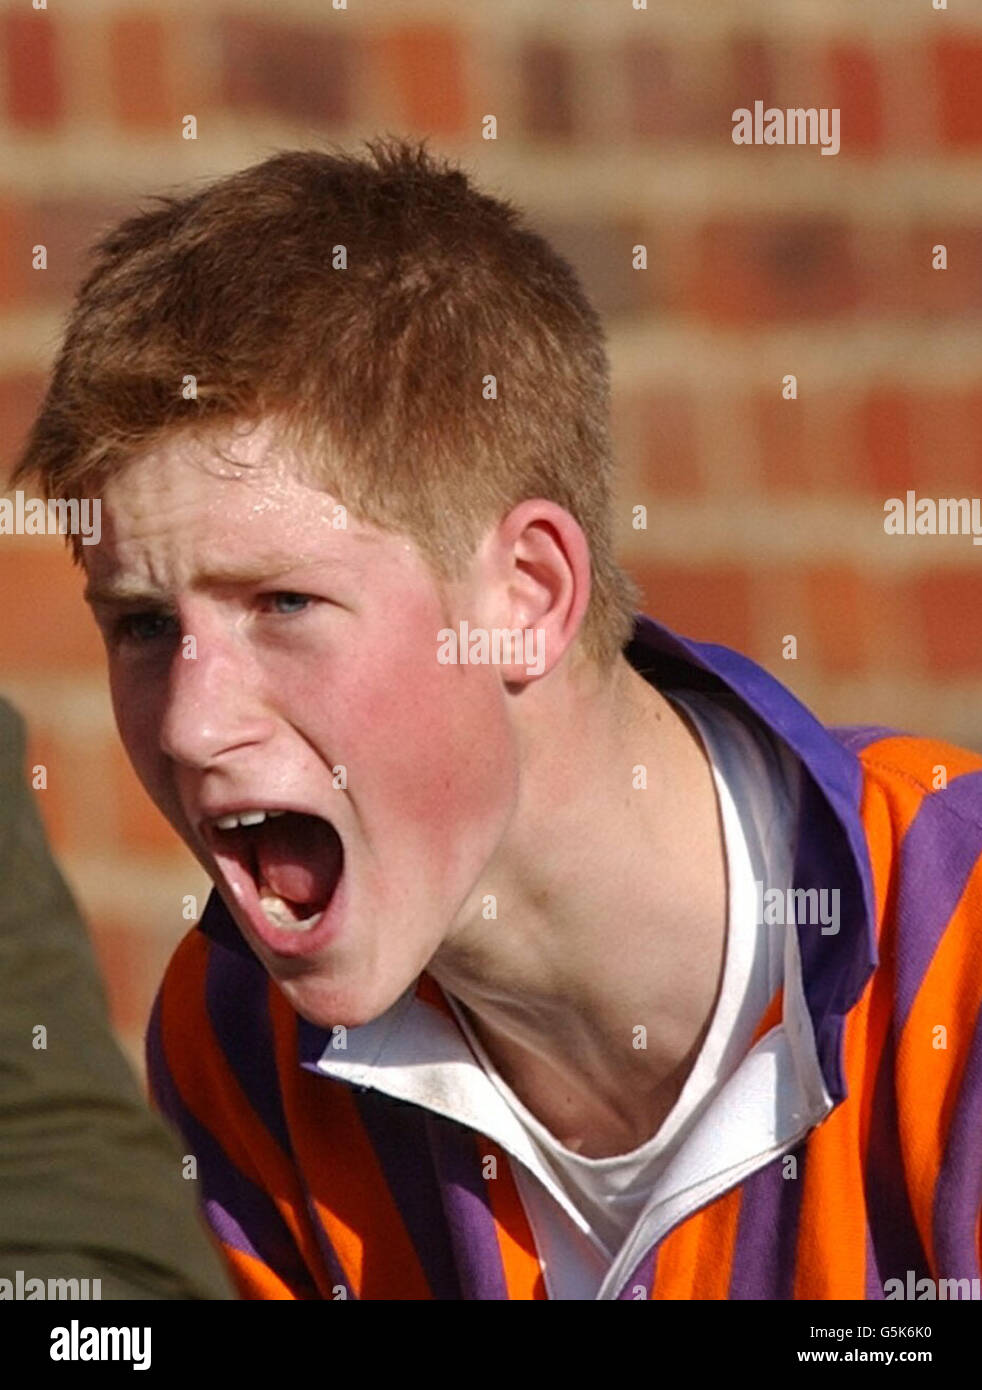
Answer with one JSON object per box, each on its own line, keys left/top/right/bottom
{"left": 113, "top": 612, "right": 176, "bottom": 645}
{"left": 267, "top": 592, "right": 311, "bottom": 615}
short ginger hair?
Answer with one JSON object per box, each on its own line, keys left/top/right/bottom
{"left": 10, "top": 137, "right": 638, "bottom": 668}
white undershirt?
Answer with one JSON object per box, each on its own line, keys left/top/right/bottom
{"left": 445, "top": 687, "right": 801, "bottom": 1299}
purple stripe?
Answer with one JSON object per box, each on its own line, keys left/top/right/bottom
{"left": 424, "top": 1112, "right": 509, "bottom": 1300}
{"left": 864, "top": 1225, "right": 885, "bottom": 1299}
{"left": 204, "top": 937, "right": 294, "bottom": 1158}
{"left": 629, "top": 617, "right": 867, "bottom": 830}
{"left": 792, "top": 773, "right": 877, "bottom": 1103}
{"left": 627, "top": 615, "right": 879, "bottom": 1104}
{"left": 196, "top": 915, "right": 353, "bottom": 1297}
{"left": 354, "top": 1089, "right": 463, "bottom": 1299}
{"left": 893, "top": 772, "right": 982, "bottom": 1028}
{"left": 728, "top": 1146, "right": 807, "bottom": 1299}
{"left": 933, "top": 999, "right": 982, "bottom": 1280}
{"left": 616, "top": 1251, "right": 656, "bottom": 1300}
{"left": 146, "top": 987, "right": 320, "bottom": 1295}
{"left": 831, "top": 725, "right": 906, "bottom": 754}
{"left": 864, "top": 1015, "right": 932, "bottom": 1286}
{"left": 298, "top": 1015, "right": 334, "bottom": 1068}
{"left": 296, "top": 1185, "right": 356, "bottom": 1301}
{"left": 197, "top": 887, "right": 258, "bottom": 961}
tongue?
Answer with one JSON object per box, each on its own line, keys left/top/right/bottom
{"left": 254, "top": 813, "right": 342, "bottom": 908}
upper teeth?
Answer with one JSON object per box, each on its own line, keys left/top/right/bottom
{"left": 212, "top": 809, "right": 287, "bottom": 829}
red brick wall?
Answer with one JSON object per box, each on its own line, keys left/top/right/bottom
{"left": 2, "top": 0, "right": 980, "bottom": 1070}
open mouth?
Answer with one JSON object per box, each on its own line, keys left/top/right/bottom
{"left": 203, "top": 808, "right": 344, "bottom": 940}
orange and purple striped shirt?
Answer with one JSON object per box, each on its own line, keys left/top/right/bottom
{"left": 146, "top": 614, "right": 982, "bottom": 1299}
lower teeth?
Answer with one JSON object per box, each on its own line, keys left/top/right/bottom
{"left": 259, "top": 890, "right": 323, "bottom": 932}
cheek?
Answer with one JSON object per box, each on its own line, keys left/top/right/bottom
{"left": 109, "top": 668, "right": 168, "bottom": 796}
{"left": 340, "top": 647, "right": 516, "bottom": 845}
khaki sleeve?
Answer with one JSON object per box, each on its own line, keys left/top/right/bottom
{"left": 0, "top": 695, "right": 235, "bottom": 1299}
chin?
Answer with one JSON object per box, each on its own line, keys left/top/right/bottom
{"left": 273, "top": 968, "right": 408, "bottom": 1032}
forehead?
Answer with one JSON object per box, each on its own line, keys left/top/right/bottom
{"left": 86, "top": 420, "right": 409, "bottom": 591}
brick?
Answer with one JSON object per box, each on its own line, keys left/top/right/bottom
{"left": 879, "top": 42, "right": 937, "bottom": 158}
{"left": 108, "top": 16, "right": 173, "bottom": 130}
{"left": 23, "top": 724, "right": 117, "bottom": 860}
{"left": 34, "top": 197, "right": 130, "bottom": 301}
{"left": 623, "top": 40, "right": 687, "bottom": 141}
{"left": 914, "top": 571, "right": 982, "bottom": 676}
{"left": 376, "top": 26, "right": 466, "bottom": 136}
{"left": 0, "top": 544, "right": 104, "bottom": 672}
{"left": 22, "top": 728, "right": 69, "bottom": 851}
{"left": 685, "top": 217, "right": 860, "bottom": 325}
{"left": 722, "top": 34, "right": 778, "bottom": 126}
{"left": 624, "top": 39, "right": 741, "bottom": 144}
{"left": 219, "top": 16, "right": 352, "bottom": 124}
{"left": 855, "top": 222, "right": 917, "bottom": 317}
{"left": 771, "top": 37, "right": 822, "bottom": 118}
{"left": 964, "top": 389, "right": 982, "bottom": 488}
{"left": 906, "top": 224, "right": 982, "bottom": 316}
{"left": 110, "top": 741, "right": 189, "bottom": 857}
{"left": 0, "top": 201, "right": 41, "bottom": 309}
{"left": 652, "top": 216, "right": 700, "bottom": 317}
{"left": 626, "top": 562, "right": 755, "bottom": 652}
{"left": 754, "top": 389, "right": 808, "bottom": 495}
{"left": 0, "top": 374, "right": 47, "bottom": 476}
{"left": 521, "top": 42, "right": 574, "bottom": 139}
{"left": 856, "top": 387, "right": 914, "bottom": 496}
{"left": 803, "top": 566, "right": 883, "bottom": 676}
{"left": 823, "top": 44, "right": 883, "bottom": 154}
{"left": 2, "top": 12, "right": 63, "bottom": 129}
{"left": 532, "top": 216, "right": 643, "bottom": 317}
{"left": 908, "top": 389, "right": 982, "bottom": 496}
{"left": 755, "top": 596, "right": 810, "bottom": 678}
{"left": 756, "top": 390, "right": 858, "bottom": 497}
{"left": 87, "top": 918, "right": 146, "bottom": 1037}
{"left": 636, "top": 390, "right": 701, "bottom": 499}
{"left": 935, "top": 36, "right": 982, "bottom": 148}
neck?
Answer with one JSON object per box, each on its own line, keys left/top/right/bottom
{"left": 428, "top": 654, "right": 728, "bottom": 1157}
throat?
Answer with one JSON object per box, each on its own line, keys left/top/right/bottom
{"left": 451, "top": 995, "right": 702, "bottom": 1160}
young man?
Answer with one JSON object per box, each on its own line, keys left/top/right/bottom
{"left": 11, "top": 140, "right": 982, "bottom": 1301}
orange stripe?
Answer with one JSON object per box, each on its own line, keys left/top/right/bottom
{"left": 793, "top": 988, "right": 879, "bottom": 1298}
{"left": 160, "top": 931, "right": 325, "bottom": 1295}
{"left": 857, "top": 735, "right": 982, "bottom": 790}
{"left": 854, "top": 775, "right": 906, "bottom": 1165}
{"left": 896, "top": 850, "right": 982, "bottom": 1272}
{"left": 223, "top": 1244, "right": 299, "bottom": 1300}
{"left": 651, "top": 1186, "right": 743, "bottom": 1299}
{"left": 793, "top": 761, "right": 924, "bottom": 1298}
{"left": 267, "top": 980, "right": 433, "bottom": 1300}
{"left": 750, "top": 987, "right": 783, "bottom": 1045}
{"left": 855, "top": 740, "right": 982, "bottom": 1275}
{"left": 478, "top": 1139, "right": 547, "bottom": 1299}
{"left": 641, "top": 989, "right": 782, "bottom": 1301}
{"left": 644, "top": 989, "right": 786, "bottom": 1297}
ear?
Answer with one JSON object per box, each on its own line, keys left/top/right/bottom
{"left": 478, "top": 499, "right": 592, "bottom": 685}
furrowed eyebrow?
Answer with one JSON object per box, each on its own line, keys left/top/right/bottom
{"left": 83, "top": 558, "right": 326, "bottom": 608}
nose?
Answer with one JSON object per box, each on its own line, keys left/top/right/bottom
{"left": 157, "top": 611, "right": 276, "bottom": 769}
